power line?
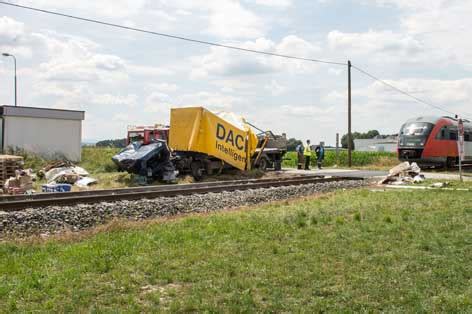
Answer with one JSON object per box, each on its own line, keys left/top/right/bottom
{"left": 4, "top": 1, "right": 470, "bottom": 119}
{"left": 0, "top": 1, "right": 347, "bottom": 66}
{"left": 351, "top": 64, "right": 471, "bottom": 119}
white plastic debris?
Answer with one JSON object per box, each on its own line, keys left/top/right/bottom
{"left": 46, "top": 166, "right": 91, "bottom": 184}
{"left": 378, "top": 161, "right": 424, "bottom": 185}
{"left": 75, "top": 177, "right": 98, "bottom": 187}
{"left": 413, "top": 174, "right": 425, "bottom": 183}
{"left": 431, "top": 182, "right": 448, "bottom": 188}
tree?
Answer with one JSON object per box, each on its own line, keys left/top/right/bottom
{"left": 365, "top": 130, "right": 380, "bottom": 139}
{"left": 341, "top": 130, "right": 380, "bottom": 149}
{"left": 286, "top": 138, "right": 303, "bottom": 151}
{"left": 96, "top": 138, "right": 127, "bottom": 148}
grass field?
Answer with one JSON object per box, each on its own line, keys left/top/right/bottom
{"left": 1, "top": 188, "right": 471, "bottom": 312}
{"left": 21, "top": 146, "right": 131, "bottom": 191}
{"left": 21, "top": 147, "right": 399, "bottom": 174}
{"left": 283, "top": 150, "right": 399, "bottom": 169}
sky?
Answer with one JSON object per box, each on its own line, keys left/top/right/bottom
{"left": 0, "top": 0, "right": 471, "bottom": 144}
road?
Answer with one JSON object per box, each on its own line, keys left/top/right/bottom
{"left": 283, "top": 168, "right": 472, "bottom": 181}
{"left": 283, "top": 168, "right": 387, "bottom": 178}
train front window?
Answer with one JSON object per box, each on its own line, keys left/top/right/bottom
{"left": 400, "top": 122, "right": 433, "bottom": 137}
{"left": 399, "top": 122, "right": 433, "bottom": 147}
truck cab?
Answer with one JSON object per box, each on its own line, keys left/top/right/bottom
{"left": 126, "top": 125, "right": 170, "bottom": 145}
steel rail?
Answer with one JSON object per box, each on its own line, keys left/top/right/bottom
{"left": 0, "top": 176, "right": 361, "bottom": 211}
{"left": 0, "top": 175, "right": 326, "bottom": 202}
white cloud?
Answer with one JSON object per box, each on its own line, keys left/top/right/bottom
{"left": 0, "top": 16, "right": 24, "bottom": 44}
{"left": 191, "top": 35, "right": 321, "bottom": 78}
{"left": 255, "top": 0, "right": 292, "bottom": 7}
{"left": 128, "top": 65, "right": 175, "bottom": 77}
{"left": 149, "top": 0, "right": 266, "bottom": 39}
{"left": 207, "top": 1, "right": 265, "bottom": 39}
{"left": 179, "top": 91, "right": 242, "bottom": 111}
{"left": 365, "top": 0, "right": 444, "bottom": 10}
{"left": 94, "top": 94, "right": 138, "bottom": 107}
{"left": 0, "top": 16, "right": 38, "bottom": 58}
{"left": 19, "top": 0, "right": 147, "bottom": 18}
{"left": 143, "top": 91, "right": 176, "bottom": 118}
{"left": 154, "top": 83, "right": 179, "bottom": 93}
{"left": 328, "top": 30, "right": 424, "bottom": 62}
{"left": 265, "top": 80, "right": 287, "bottom": 96}
{"left": 112, "top": 113, "right": 130, "bottom": 122}
{"left": 146, "top": 91, "right": 173, "bottom": 104}
{"left": 353, "top": 1, "right": 472, "bottom": 65}
{"left": 39, "top": 53, "right": 128, "bottom": 82}
{"left": 354, "top": 78, "right": 472, "bottom": 122}
{"left": 279, "top": 104, "right": 341, "bottom": 126}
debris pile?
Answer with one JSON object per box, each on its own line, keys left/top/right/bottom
{"left": 378, "top": 162, "right": 425, "bottom": 185}
{"left": 0, "top": 155, "right": 24, "bottom": 193}
{"left": 40, "top": 161, "right": 97, "bottom": 191}
{"left": 4, "top": 169, "right": 34, "bottom": 195}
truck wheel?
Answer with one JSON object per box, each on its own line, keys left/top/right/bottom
{"left": 274, "top": 161, "right": 282, "bottom": 171}
{"left": 257, "top": 158, "right": 268, "bottom": 171}
{"left": 191, "top": 161, "right": 204, "bottom": 181}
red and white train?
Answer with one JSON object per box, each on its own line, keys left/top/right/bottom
{"left": 398, "top": 116, "right": 472, "bottom": 167}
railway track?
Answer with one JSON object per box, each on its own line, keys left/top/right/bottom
{"left": 0, "top": 175, "right": 362, "bottom": 211}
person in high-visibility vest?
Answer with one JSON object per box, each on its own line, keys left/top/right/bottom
{"left": 304, "top": 140, "right": 312, "bottom": 170}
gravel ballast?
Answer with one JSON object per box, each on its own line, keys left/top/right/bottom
{"left": 0, "top": 180, "right": 365, "bottom": 237}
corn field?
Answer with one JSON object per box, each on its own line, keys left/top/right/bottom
{"left": 282, "top": 150, "right": 399, "bottom": 168}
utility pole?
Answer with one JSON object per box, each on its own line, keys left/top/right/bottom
{"left": 336, "top": 133, "right": 339, "bottom": 165}
{"left": 347, "top": 60, "right": 352, "bottom": 167}
{"left": 458, "top": 118, "right": 464, "bottom": 182}
{"left": 2, "top": 52, "right": 17, "bottom": 107}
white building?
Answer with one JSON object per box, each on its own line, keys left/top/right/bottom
{"left": 354, "top": 138, "right": 398, "bottom": 153}
{"left": 0, "top": 106, "right": 85, "bottom": 161}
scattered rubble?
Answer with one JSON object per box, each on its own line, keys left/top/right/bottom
{"left": 4, "top": 169, "right": 34, "bottom": 195}
{"left": 378, "top": 162, "right": 423, "bottom": 185}
{"left": 0, "top": 155, "right": 24, "bottom": 194}
{"left": 430, "top": 182, "right": 449, "bottom": 188}
{"left": 0, "top": 180, "right": 366, "bottom": 237}
{"left": 40, "top": 161, "right": 97, "bottom": 190}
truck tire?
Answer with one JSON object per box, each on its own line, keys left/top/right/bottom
{"left": 257, "top": 158, "right": 268, "bottom": 171}
{"left": 274, "top": 161, "right": 282, "bottom": 171}
{"left": 191, "top": 161, "right": 204, "bottom": 181}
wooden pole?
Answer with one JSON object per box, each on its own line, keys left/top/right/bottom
{"left": 348, "top": 60, "right": 352, "bottom": 167}
{"left": 336, "top": 133, "right": 339, "bottom": 165}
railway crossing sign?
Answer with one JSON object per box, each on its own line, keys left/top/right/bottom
{"left": 458, "top": 119, "right": 465, "bottom": 161}
{"left": 458, "top": 118, "right": 464, "bottom": 182}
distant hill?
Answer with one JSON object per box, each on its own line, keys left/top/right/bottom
{"left": 95, "top": 139, "right": 127, "bottom": 148}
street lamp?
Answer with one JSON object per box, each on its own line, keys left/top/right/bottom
{"left": 2, "top": 52, "right": 17, "bottom": 107}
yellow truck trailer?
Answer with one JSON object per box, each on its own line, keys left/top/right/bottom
{"left": 113, "top": 106, "right": 287, "bottom": 182}
{"left": 169, "top": 107, "right": 259, "bottom": 173}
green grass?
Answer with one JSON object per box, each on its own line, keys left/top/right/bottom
{"left": 1, "top": 188, "right": 471, "bottom": 312}
{"left": 8, "top": 147, "right": 121, "bottom": 174}
{"left": 283, "top": 150, "right": 399, "bottom": 169}
{"left": 416, "top": 179, "right": 472, "bottom": 189}
{"left": 79, "top": 147, "right": 121, "bottom": 174}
